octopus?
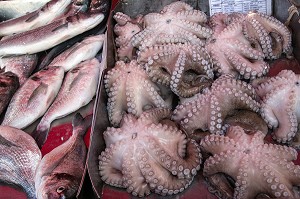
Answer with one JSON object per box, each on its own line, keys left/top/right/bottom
{"left": 104, "top": 60, "right": 172, "bottom": 127}
{"left": 200, "top": 125, "right": 300, "bottom": 198}
{"left": 172, "top": 74, "right": 260, "bottom": 135}
{"left": 243, "top": 11, "right": 292, "bottom": 60}
{"left": 206, "top": 13, "right": 269, "bottom": 80}
{"left": 113, "top": 12, "right": 143, "bottom": 60}
{"left": 137, "top": 43, "right": 214, "bottom": 98}
{"left": 131, "top": 1, "right": 212, "bottom": 51}
{"left": 252, "top": 69, "right": 300, "bottom": 143}
{"left": 98, "top": 108, "right": 202, "bottom": 197}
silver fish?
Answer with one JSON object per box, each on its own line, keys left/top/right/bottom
{"left": 47, "top": 34, "right": 104, "bottom": 71}
{"left": 0, "top": 0, "right": 50, "bottom": 21}
{"left": 0, "top": 0, "right": 72, "bottom": 36}
{"left": 0, "top": 54, "right": 38, "bottom": 85}
{"left": 0, "top": 125, "right": 41, "bottom": 199}
{"left": 34, "top": 58, "right": 100, "bottom": 147}
{"left": 0, "top": 11, "right": 104, "bottom": 57}
{"left": 35, "top": 113, "right": 91, "bottom": 199}
{"left": 2, "top": 66, "right": 64, "bottom": 129}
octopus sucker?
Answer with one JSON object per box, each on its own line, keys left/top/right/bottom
{"left": 104, "top": 60, "right": 172, "bottom": 127}
{"left": 98, "top": 108, "right": 201, "bottom": 197}
{"left": 172, "top": 74, "right": 260, "bottom": 135}
{"left": 138, "top": 43, "right": 213, "bottom": 98}
{"left": 201, "top": 125, "right": 300, "bottom": 199}
{"left": 251, "top": 70, "right": 300, "bottom": 143}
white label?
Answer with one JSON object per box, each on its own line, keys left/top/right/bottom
{"left": 209, "top": 0, "right": 272, "bottom": 16}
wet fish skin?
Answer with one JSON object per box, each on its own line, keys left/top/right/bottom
{"left": 0, "top": 54, "right": 38, "bottom": 85}
{"left": 34, "top": 58, "right": 100, "bottom": 147}
{"left": 0, "top": 125, "right": 41, "bottom": 199}
{"left": 0, "top": 11, "right": 105, "bottom": 57}
{"left": 0, "top": 71, "right": 19, "bottom": 116}
{"left": 35, "top": 113, "right": 91, "bottom": 199}
{"left": 47, "top": 34, "right": 105, "bottom": 71}
{"left": 2, "top": 66, "right": 64, "bottom": 129}
{"left": 0, "top": 0, "right": 72, "bottom": 36}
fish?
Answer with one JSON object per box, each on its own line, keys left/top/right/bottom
{"left": 35, "top": 113, "right": 92, "bottom": 199}
{"left": 0, "top": 0, "right": 72, "bottom": 36}
{"left": 2, "top": 66, "right": 64, "bottom": 129}
{"left": 0, "top": 54, "right": 38, "bottom": 85}
{"left": 0, "top": 11, "right": 105, "bottom": 57}
{"left": 0, "top": 125, "right": 41, "bottom": 199}
{"left": 0, "top": 0, "right": 50, "bottom": 22}
{"left": 34, "top": 58, "right": 100, "bottom": 147}
{"left": 0, "top": 71, "right": 19, "bottom": 116}
{"left": 46, "top": 34, "right": 105, "bottom": 71}
{"left": 38, "top": 0, "right": 111, "bottom": 69}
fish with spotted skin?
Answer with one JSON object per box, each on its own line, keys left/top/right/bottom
{"left": 35, "top": 113, "right": 91, "bottom": 199}
{"left": 0, "top": 71, "right": 19, "bottom": 116}
{"left": 0, "top": 11, "right": 104, "bottom": 57}
{"left": 47, "top": 34, "right": 104, "bottom": 71}
{"left": 34, "top": 58, "right": 100, "bottom": 147}
{"left": 0, "top": 125, "right": 41, "bottom": 199}
{"left": 0, "top": 54, "right": 38, "bottom": 85}
{"left": 2, "top": 66, "right": 64, "bottom": 129}
{"left": 0, "top": 0, "right": 72, "bottom": 36}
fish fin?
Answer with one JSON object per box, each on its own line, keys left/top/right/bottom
{"left": 32, "top": 125, "right": 50, "bottom": 148}
{"left": 72, "top": 113, "right": 92, "bottom": 136}
{"left": 28, "top": 83, "right": 48, "bottom": 107}
{"left": 52, "top": 23, "right": 69, "bottom": 33}
{"left": 25, "top": 12, "right": 39, "bottom": 22}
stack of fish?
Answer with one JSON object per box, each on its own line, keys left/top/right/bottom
{"left": 0, "top": 0, "right": 111, "bottom": 198}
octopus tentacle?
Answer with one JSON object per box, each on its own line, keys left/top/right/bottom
{"left": 99, "top": 142, "right": 126, "bottom": 188}
{"left": 161, "top": 1, "right": 193, "bottom": 13}
{"left": 122, "top": 148, "right": 151, "bottom": 197}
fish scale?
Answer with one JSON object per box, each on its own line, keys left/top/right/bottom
{"left": 0, "top": 126, "right": 41, "bottom": 199}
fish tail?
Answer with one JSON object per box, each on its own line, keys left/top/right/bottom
{"left": 32, "top": 124, "right": 50, "bottom": 148}
{"left": 72, "top": 113, "right": 93, "bottom": 136}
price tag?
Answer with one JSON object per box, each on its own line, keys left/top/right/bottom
{"left": 209, "top": 0, "right": 272, "bottom": 16}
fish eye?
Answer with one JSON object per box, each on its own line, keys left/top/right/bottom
{"left": 56, "top": 186, "right": 65, "bottom": 193}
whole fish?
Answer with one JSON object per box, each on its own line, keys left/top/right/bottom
{"left": 2, "top": 66, "right": 64, "bottom": 129}
{"left": 46, "top": 34, "right": 104, "bottom": 71}
{"left": 34, "top": 58, "right": 100, "bottom": 147}
{"left": 0, "top": 11, "right": 105, "bottom": 57}
{"left": 35, "top": 113, "right": 91, "bottom": 199}
{"left": 0, "top": 125, "right": 41, "bottom": 199}
{"left": 0, "top": 54, "right": 38, "bottom": 85}
{"left": 0, "top": 0, "right": 72, "bottom": 36}
{"left": 0, "top": 71, "right": 19, "bottom": 116}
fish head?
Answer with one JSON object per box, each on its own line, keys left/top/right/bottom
{"left": 37, "top": 173, "right": 80, "bottom": 199}
{"left": 66, "top": 11, "right": 104, "bottom": 31}
{"left": 31, "top": 66, "right": 64, "bottom": 82}
{"left": 0, "top": 71, "right": 19, "bottom": 91}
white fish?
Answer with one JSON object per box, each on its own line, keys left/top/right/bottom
{"left": 47, "top": 34, "right": 105, "bottom": 71}
{"left": 0, "top": 0, "right": 72, "bottom": 36}
{"left": 2, "top": 66, "right": 64, "bottom": 129}
{"left": 34, "top": 58, "right": 100, "bottom": 147}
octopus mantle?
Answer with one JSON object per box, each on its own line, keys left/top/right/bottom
{"left": 200, "top": 125, "right": 300, "bottom": 198}
{"left": 98, "top": 108, "right": 201, "bottom": 197}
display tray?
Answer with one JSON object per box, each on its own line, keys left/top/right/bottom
{"left": 87, "top": 0, "right": 300, "bottom": 199}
